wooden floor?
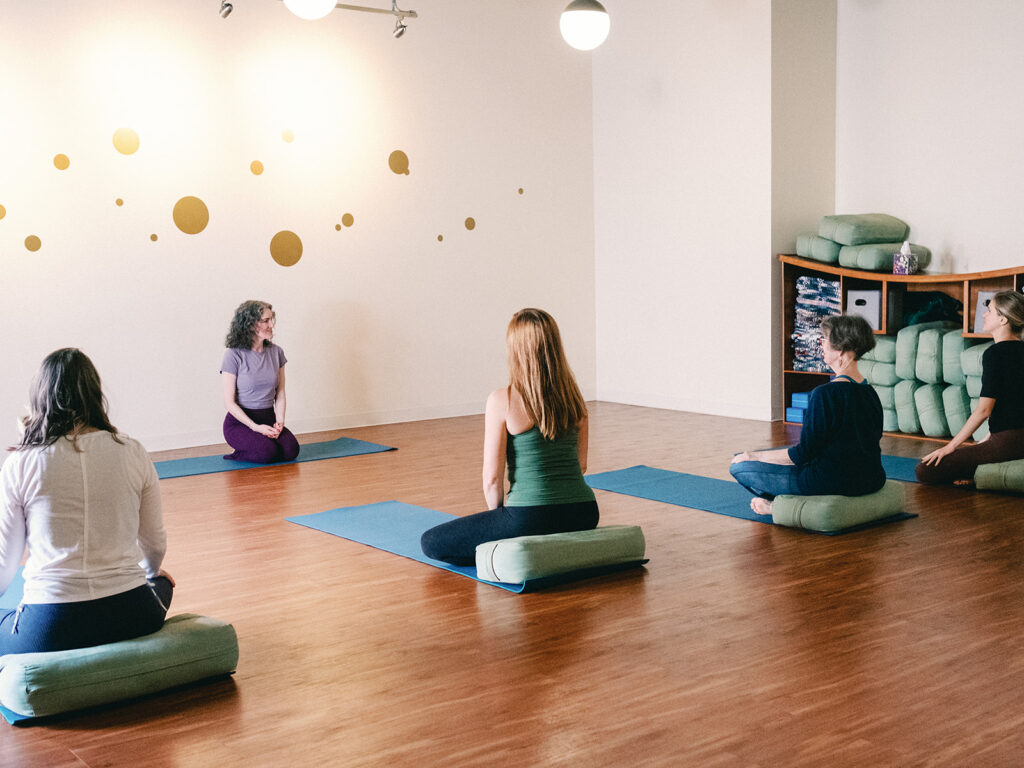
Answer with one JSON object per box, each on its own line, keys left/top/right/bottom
{"left": 3, "top": 402, "right": 1023, "bottom": 767}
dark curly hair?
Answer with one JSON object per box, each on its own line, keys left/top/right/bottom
{"left": 12, "top": 348, "right": 121, "bottom": 451}
{"left": 820, "top": 314, "right": 876, "bottom": 360}
{"left": 225, "top": 300, "right": 274, "bottom": 350}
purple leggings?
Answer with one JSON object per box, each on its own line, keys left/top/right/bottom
{"left": 223, "top": 406, "right": 300, "bottom": 464}
{"left": 915, "top": 427, "right": 1024, "bottom": 484}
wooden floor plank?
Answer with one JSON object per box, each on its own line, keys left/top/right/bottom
{"left": 2, "top": 402, "right": 1023, "bottom": 767}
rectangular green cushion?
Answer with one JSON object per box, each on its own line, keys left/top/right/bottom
{"left": 872, "top": 383, "right": 895, "bottom": 410}
{"left": 795, "top": 233, "right": 841, "bottom": 264}
{"left": 961, "top": 341, "right": 993, "bottom": 377}
{"left": 863, "top": 335, "right": 896, "bottom": 364}
{"left": 915, "top": 328, "right": 946, "bottom": 384}
{"left": 882, "top": 408, "right": 899, "bottom": 433}
{"left": 943, "top": 331, "right": 982, "bottom": 385}
{"left": 838, "top": 242, "right": 931, "bottom": 271}
{"left": 818, "top": 214, "right": 908, "bottom": 246}
{"left": 970, "top": 398, "right": 990, "bottom": 441}
{"left": 476, "top": 525, "right": 645, "bottom": 584}
{"left": 914, "top": 383, "right": 949, "bottom": 438}
{"left": 0, "top": 614, "right": 238, "bottom": 719}
{"left": 895, "top": 379, "right": 922, "bottom": 434}
{"left": 861, "top": 359, "right": 899, "bottom": 387}
{"left": 771, "top": 480, "right": 905, "bottom": 533}
{"left": 896, "top": 321, "right": 960, "bottom": 381}
{"left": 975, "top": 460, "right": 1024, "bottom": 493}
{"left": 942, "top": 384, "right": 971, "bottom": 436}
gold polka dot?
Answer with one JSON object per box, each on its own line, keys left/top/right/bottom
{"left": 335, "top": 224, "right": 342, "bottom": 231}
{"left": 0, "top": 204, "right": 5, "bottom": 220}
{"left": 53, "top": 154, "right": 70, "bottom": 171}
{"left": 518, "top": 188, "right": 524, "bottom": 195}
{"left": 465, "top": 217, "right": 476, "bottom": 231}
{"left": 341, "top": 213, "right": 354, "bottom": 227}
{"left": 25, "top": 235, "right": 41, "bottom": 252}
{"left": 150, "top": 234, "right": 158, "bottom": 242}
{"left": 388, "top": 150, "right": 410, "bottom": 175}
{"left": 112, "top": 127, "right": 140, "bottom": 155}
{"left": 172, "top": 196, "right": 210, "bottom": 235}
{"left": 115, "top": 198, "right": 124, "bottom": 207}
{"left": 437, "top": 235, "right": 444, "bottom": 242}
{"left": 282, "top": 129, "right": 295, "bottom": 143}
{"left": 250, "top": 160, "right": 264, "bottom": 175}
{"left": 270, "top": 230, "right": 302, "bottom": 267}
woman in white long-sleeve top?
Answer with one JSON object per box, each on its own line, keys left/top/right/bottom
{"left": 0, "top": 348, "right": 174, "bottom": 654}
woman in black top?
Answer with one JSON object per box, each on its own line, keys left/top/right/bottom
{"left": 916, "top": 290, "right": 1024, "bottom": 484}
{"left": 730, "top": 314, "right": 885, "bottom": 515}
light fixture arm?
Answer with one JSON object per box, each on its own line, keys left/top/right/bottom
{"left": 333, "top": 1, "right": 417, "bottom": 19}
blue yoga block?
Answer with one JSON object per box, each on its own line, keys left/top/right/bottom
{"left": 791, "top": 392, "right": 810, "bottom": 408}
{"left": 786, "top": 407, "right": 806, "bottom": 423}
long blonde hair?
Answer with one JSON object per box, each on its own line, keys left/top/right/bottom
{"left": 506, "top": 308, "right": 587, "bottom": 440}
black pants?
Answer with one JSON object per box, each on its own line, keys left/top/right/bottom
{"left": 420, "top": 500, "right": 599, "bottom": 566}
{"left": 915, "top": 427, "right": 1024, "bottom": 484}
{"left": 0, "top": 577, "right": 173, "bottom": 654}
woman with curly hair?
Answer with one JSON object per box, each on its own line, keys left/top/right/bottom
{"left": 0, "top": 348, "right": 173, "bottom": 653}
{"left": 221, "top": 300, "right": 300, "bottom": 463}
{"left": 420, "top": 308, "right": 598, "bottom": 565}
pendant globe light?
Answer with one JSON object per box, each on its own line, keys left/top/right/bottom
{"left": 560, "top": 0, "right": 610, "bottom": 51}
{"left": 284, "top": 0, "right": 336, "bottom": 20}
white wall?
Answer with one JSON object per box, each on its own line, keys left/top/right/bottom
{"left": 0, "top": 1, "right": 597, "bottom": 450}
{"left": 593, "top": 2, "right": 779, "bottom": 421}
{"left": 836, "top": 0, "right": 1024, "bottom": 273}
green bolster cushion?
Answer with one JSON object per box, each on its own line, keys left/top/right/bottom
{"left": 818, "top": 214, "right": 909, "bottom": 246}
{"left": 838, "top": 242, "right": 932, "bottom": 272}
{"left": 896, "top": 321, "right": 960, "bottom": 381}
{"left": 975, "top": 460, "right": 1024, "bottom": 493}
{"left": 872, "top": 383, "right": 895, "bottom": 410}
{"left": 882, "top": 408, "right": 899, "bottom": 433}
{"left": 795, "top": 233, "right": 841, "bottom": 264}
{"left": 942, "top": 384, "right": 971, "bottom": 436}
{"left": 915, "top": 328, "right": 947, "bottom": 384}
{"left": 895, "top": 379, "right": 922, "bottom": 434}
{"left": 771, "top": 480, "right": 905, "bottom": 532}
{"left": 970, "top": 398, "right": 990, "bottom": 441}
{"left": 960, "top": 341, "right": 993, "bottom": 377}
{"left": 942, "top": 330, "right": 982, "bottom": 385}
{"left": 0, "top": 614, "right": 239, "bottom": 719}
{"left": 475, "top": 525, "right": 645, "bottom": 584}
{"left": 862, "top": 335, "right": 896, "bottom": 364}
{"left": 861, "top": 359, "right": 899, "bottom": 387}
{"left": 914, "top": 383, "right": 949, "bottom": 438}
{"left": 965, "top": 375, "right": 982, "bottom": 398}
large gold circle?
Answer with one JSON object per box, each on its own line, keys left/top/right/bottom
{"left": 112, "top": 127, "right": 140, "bottom": 155}
{"left": 25, "top": 235, "right": 41, "bottom": 252}
{"left": 341, "top": 213, "right": 354, "bottom": 227}
{"left": 250, "top": 160, "right": 264, "bottom": 175}
{"left": 388, "top": 150, "right": 410, "bottom": 175}
{"left": 270, "top": 230, "right": 302, "bottom": 267}
{"left": 53, "top": 154, "right": 70, "bottom": 170}
{"left": 0, "top": 204, "right": 5, "bottom": 220}
{"left": 172, "top": 196, "right": 210, "bottom": 235}
{"left": 465, "top": 217, "right": 476, "bottom": 231}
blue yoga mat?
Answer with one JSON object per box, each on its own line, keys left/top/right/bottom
{"left": 155, "top": 437, "right": 395, "bottom": 479}
{"left": 882, "top": 454, "right": 919, "bottom": 483}
{"left": 286, "top": 501, "right": 645, "bottom": 593}
{"left": 586, "top": 465, "right": 915, "bottom": 535}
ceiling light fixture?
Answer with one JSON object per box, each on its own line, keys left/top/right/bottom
{"left": 281, "top": 0, "right": 418, "bottom": 34}
{"left": 560, "top": 0, "right": 610, "bottom": 51}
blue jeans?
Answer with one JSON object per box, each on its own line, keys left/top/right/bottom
{"left": 0, "top": 577, "right": 173, "bottom": 654}
{"left": 729, "top": 460, "right": 802, "bottom": 500}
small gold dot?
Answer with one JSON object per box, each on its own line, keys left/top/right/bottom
{"left": 112, "top": 127, "right": 140, "bottom": 155}
{"left": 335, "top": 224, "right": 342, "bottom": 231}
{"left": 54, "top": 154, "right": 70, "bottom": 171}
{"left": 465, "top": 217, "right": 476, "bottom": 231}
{"left": 437, "top": 235, "right": 444, "bottom": 242}
{"left": 517, "top": 188, "right": 524, "bottom": 195}
{"left": 250, "top": 160, "right": 264, "bottom": 175}
{"left": 282, "top": 129, "right": 294, "bottom": 143}
{"left": 150, "top": 234, "right": 158, "bottom": 242}
{"left": 388, "top": 150, "right": 410, "bottom": 175}
{"left": 115, "top": 198, "right": 124, "bottom": 207}
{"left": 25, "top": 235, "right": 42, "bottom": 252}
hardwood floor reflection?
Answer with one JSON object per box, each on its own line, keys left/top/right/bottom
{"left": 3, "top": 403, "right": 1022, "bottom": 767}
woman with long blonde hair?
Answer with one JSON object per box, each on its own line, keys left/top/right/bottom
{"left": 421, "top": 308, "right": 598, "bottom": 565}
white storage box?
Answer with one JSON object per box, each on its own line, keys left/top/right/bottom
{"left": 847, "top": 289, "right": 882, "bottom": 331}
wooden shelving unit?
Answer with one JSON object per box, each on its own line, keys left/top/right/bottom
{"left": 779, "top": 254, "right": 1024, "bottom": 433}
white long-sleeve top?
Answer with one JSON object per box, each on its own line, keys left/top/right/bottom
{"left": 0, "top": 430, "right": 165, "bottom": 604}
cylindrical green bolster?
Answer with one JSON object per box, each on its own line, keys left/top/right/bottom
{"left": 771, "top": 480, "right": 905, "bottom": 532}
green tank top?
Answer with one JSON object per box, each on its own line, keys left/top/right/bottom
{"left": 505, "top": 426, "right": 596, "bottom": 506}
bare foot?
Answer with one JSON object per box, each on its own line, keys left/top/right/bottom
{"left": 750, "top": 497, "right": 773, "bottom": 516}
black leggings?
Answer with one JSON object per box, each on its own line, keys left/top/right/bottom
{"left": 420, "top": 500, "right": 600, "bottom": 566}
{"left": 915, "top": 427, "right": 1024, "bottom": 484}
{"left": 0, "top": 577, "right": 173, "bottom": 654}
